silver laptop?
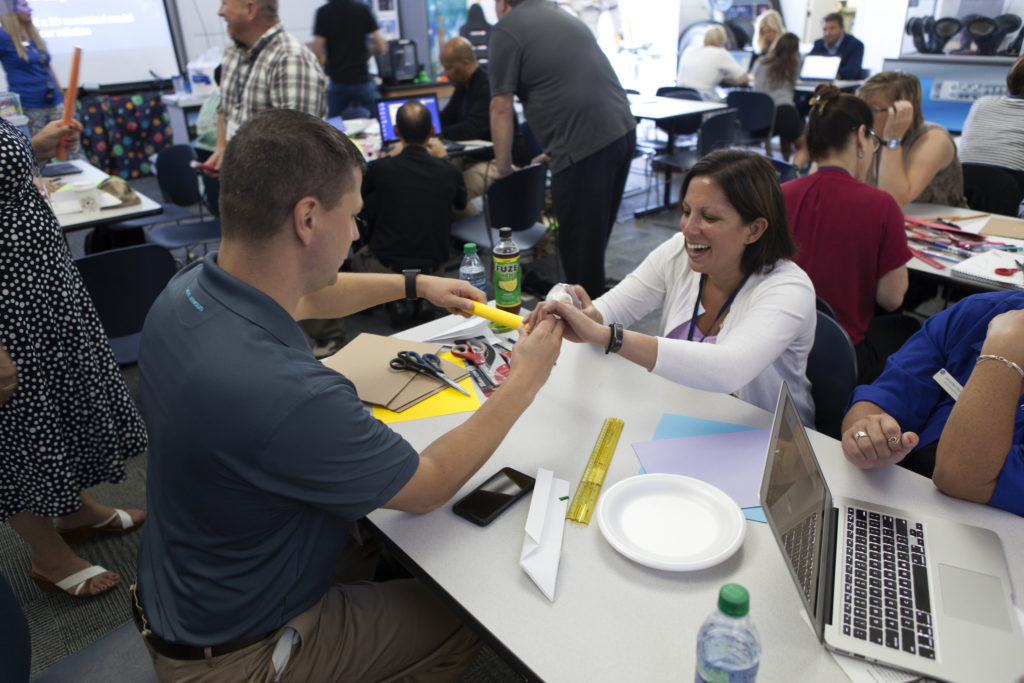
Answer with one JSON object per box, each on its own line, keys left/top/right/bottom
{"left": 799, "top": 54, "right": 841, "bottom": 81}
{"left": 761, "top": 382, "right": 1024, "bottom": 682}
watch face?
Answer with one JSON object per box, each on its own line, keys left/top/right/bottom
{"left": 887, "top": 138, "right": 901, "bottom": 149}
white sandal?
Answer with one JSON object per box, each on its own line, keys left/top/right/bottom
{"left": 29, "top": 565, "right": 118, "bottom": 597}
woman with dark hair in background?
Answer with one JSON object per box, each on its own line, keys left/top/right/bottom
{"left": 782, "top": 85, "right": 916, "bottom": 384}
{"left": 1, "top": 115, "right": 147, "bottom": 599}
{"left": 0, "top": 0, "right": 63, "bottom": 137}
{"left": 752, "top": 31, "right": 803, "bottom": 161}
{"left": 528, "top": 149, "right": 816, "bottom": 424}
{"left": 859, "top": 71, "right": 966, "bottom": 207}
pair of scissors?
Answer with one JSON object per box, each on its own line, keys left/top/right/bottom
{"left": 389, "top": 351, "right": 471, "bottom": 396}
{"left": 452, "top": 341, "right": 497, "bottom": 394}
{"left": 994, "top": 260, "right": 1024, "bottom": 277}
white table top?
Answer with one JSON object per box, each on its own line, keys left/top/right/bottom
{"left": 368, "top": 317, "right": 1024, "bottom": 681}
{"left": 49, "top": 159, "right": 162, "bottom": 231}
{"left": 627, "top": 93, "right": 727, "bottom": 121}
{"left": 904, "top": 202, "right": 1024, "bottom": 286}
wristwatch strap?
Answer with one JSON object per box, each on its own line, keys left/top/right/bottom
{"left": 605, "top": 322, "right": 624, "bottom": 355}
{"left": 403, "top": 269, "right": 421, "bottom": 300}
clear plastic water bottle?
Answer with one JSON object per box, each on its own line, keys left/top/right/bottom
{"left": 695, "top": 583, "right": 761, "bottom": 683}
{"left": 458, "top": 242, "right": 487, "bottom": 294}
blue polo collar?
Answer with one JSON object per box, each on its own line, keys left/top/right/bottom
{"left": 196, "top": 253, "right": 312, "bottom": 353}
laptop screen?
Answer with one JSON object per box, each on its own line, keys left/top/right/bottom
{"left": 375, "top": 95, "right": 443, "bottom": 144}
{"left": 761, "top": 382, "right": 833, "bottom": 638}
{"left": 800, "top": 55, "right": 841, "bottom": 81}
{"left": 729, "top": 50, "right": 752, "bottom": 71}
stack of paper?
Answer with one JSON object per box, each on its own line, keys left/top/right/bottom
{"left": 322, "top": 333, "right": 471, "bottom": 412}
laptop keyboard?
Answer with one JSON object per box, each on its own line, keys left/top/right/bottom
{"left": 841, "top": 507, "right": 936, "bottom": 659}
{"left": 782, "top": 514, "right": 819, "bottom": 601}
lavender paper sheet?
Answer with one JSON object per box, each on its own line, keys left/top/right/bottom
{"left": 632, "top": 429, "right": 771, "bottom": 509}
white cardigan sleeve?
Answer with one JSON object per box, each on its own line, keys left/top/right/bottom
{"left": 593, "top": 235, "right": 681, "bottom": 328}
{"left": 651, "top": 262, "right": 815, "bottom": 394}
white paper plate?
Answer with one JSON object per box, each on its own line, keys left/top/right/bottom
{"left": 596, "top": 474, "right": 746, "bottom": 571}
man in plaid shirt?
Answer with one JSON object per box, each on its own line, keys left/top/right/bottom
{"left": 207, "top": 0, "right": 327, "bottom": 172}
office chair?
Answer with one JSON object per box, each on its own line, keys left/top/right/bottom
{"left": 962, "top": 163, "right": 1024, "bottom": 216}
{"left": 806, "top": 310, "right": 858, "bottom": 439}
{"left": 451, "top": 164, "right": 549, "bottom": 254}
{"left": 144, "top": 144, "right": 222, "bottom": 260}
{"left": 726, "top": 90, "right": 775, "bottom": 149}
{"left": 651, "top": 108, "right": 738, "bottom": 180}
{"left": 74, "top": 243, "right": 177, "bottom": 364}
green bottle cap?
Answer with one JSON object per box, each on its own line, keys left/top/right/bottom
{"left": 717, "top": 583, "right": 749, "bottom": 617}
{"left": 463, "top": 242, "right": 478, "bottom": 254}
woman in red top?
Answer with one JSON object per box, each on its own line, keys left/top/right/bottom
{"left": 782, "top": 84, "right": 915, "bottom": 384}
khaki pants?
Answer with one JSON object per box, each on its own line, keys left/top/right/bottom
{"left": 452, "top": 159, "right": 495, "bottom": 221}
{"left": 145, "top": 579, "right": 481, "bottom": 682}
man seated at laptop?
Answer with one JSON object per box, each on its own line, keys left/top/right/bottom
{"left": 809, "top": 12, "right": 864, "bottom": 81}
{"left": 354, "top": 100, "right": 467, "bottom": 324}
{"left": 840, "top": 291, "right": 1024, "bottom": 516}
{"left": 134, "top": 108, "right": 565, "bottom": 680}
{"left": 438, "top": 36, "right": 528, "bottom": 217}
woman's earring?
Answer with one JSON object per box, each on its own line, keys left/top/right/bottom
{"left": 857, "top": 149, "right": 865, "bottom": 159}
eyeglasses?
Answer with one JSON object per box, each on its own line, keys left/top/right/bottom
{"left": 867, "top": 130, "right": 884, "bottom": 153}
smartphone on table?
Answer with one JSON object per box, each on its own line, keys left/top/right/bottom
{"left": 452, "top": 467, "right": 535, "bottom": 527}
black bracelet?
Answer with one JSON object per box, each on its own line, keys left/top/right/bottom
{"left": 605, "top": 323, "right": 623, "bottom": 355}
{"left": 403, "top": 269, "right": 421, "bottom": 300}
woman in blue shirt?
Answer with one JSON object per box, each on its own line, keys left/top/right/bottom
{"left": 0, "top": 0, "right": 62, "bottom": 137}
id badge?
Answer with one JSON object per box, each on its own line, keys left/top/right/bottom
{"left": 933, "top": 368, "right": 963, "bottom": 401}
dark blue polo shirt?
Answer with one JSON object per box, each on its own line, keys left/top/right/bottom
{"left": 136, "top": 255, "right": 418, "bottom": 645}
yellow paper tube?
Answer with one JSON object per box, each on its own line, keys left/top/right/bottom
{"left": 465, "top": 301, "right": 524, "bottom": 330}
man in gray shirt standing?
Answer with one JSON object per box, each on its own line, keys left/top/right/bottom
{"left": 488, "top": 0, "right": 636, "bottom": 296}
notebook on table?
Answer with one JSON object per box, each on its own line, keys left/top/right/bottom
{"left": 950, "top": 250, "right": 1024, "bottom": 289}
{"left": 760, "top": 382, "right": 1024, "bottom": 682}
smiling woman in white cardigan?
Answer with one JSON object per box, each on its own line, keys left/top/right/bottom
{"left": 528, "top": 149, "right": 816, "bottom": 425}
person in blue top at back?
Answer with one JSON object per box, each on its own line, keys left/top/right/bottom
{"left": 841, "top": 291, "right": 1024, "bottom": 517}
{"left": 0, "top": 0, "right": 63, "bottom": 137}
{"left": 809, "top": 12, "right": 864, "bottom": 81}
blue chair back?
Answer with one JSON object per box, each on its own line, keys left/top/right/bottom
{"left": 962, "top": 163, "right": 1024, "bottom": 216}
{"left": 725, "top": 90, "right": 775, "bottom": 140}
{"left": 75, "top": 244, "right": 177, "bottom": 365}
{"left": 656, "top": 86, "right": 704, "bottom": 137}
{"left": 155, "top": 144, "right": 202, "bottom": 207}
{"left": 487, "top": 163, "right": 547, "bottom": 233}
{"left": 697, "top": 109, "right": 738, "bottom": 156}
{"left": 769, "top": 157, "right": 798, "bottom": 184}
{"left": 807, "top": 310, "right": 858, "bottom": 439}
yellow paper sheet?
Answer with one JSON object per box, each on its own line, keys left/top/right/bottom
{"left": 372, "top": 354, "right": 481, "bottom": 423}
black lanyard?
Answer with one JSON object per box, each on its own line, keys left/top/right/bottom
{"left": 233, "top": 34, "right": 273, "bottom": 108}
{"left": 687, "top": 273, "right": 749, "bottom": 342}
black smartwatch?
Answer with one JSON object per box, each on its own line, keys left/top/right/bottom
{"left": 605, "top": 322, "right": 624, "bottom": 355}
{"left": 403, "top": 269, "right": 421, "bottom": 300}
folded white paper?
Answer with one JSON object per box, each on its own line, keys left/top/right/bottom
{"left": 520, "top": 467, "right": 570, "bottom": 601}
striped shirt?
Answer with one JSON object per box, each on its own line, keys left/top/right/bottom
{"left": 218, "top": 24, "right": 327, "bottom": 140}
{"left": 958, "top": 96, "right": 1024, "bottom": 173}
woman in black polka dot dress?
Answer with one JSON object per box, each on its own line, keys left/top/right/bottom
{"left": 0, "top": 116, "right": 148, "bottom": 598}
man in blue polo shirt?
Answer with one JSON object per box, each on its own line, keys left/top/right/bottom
{"left": 840, "top": 291, "right": 1024, "bottom": 517}
{"left": 134, "top": 108, "right": 564, "bottom": 680}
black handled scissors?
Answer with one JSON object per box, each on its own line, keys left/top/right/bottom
{"left": 389, "top": 351, "right": 471, "bottom": 396}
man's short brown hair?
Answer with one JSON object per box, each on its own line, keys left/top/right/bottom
{"left": 219, "top": 110, "right": 366, "bottom": 243}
